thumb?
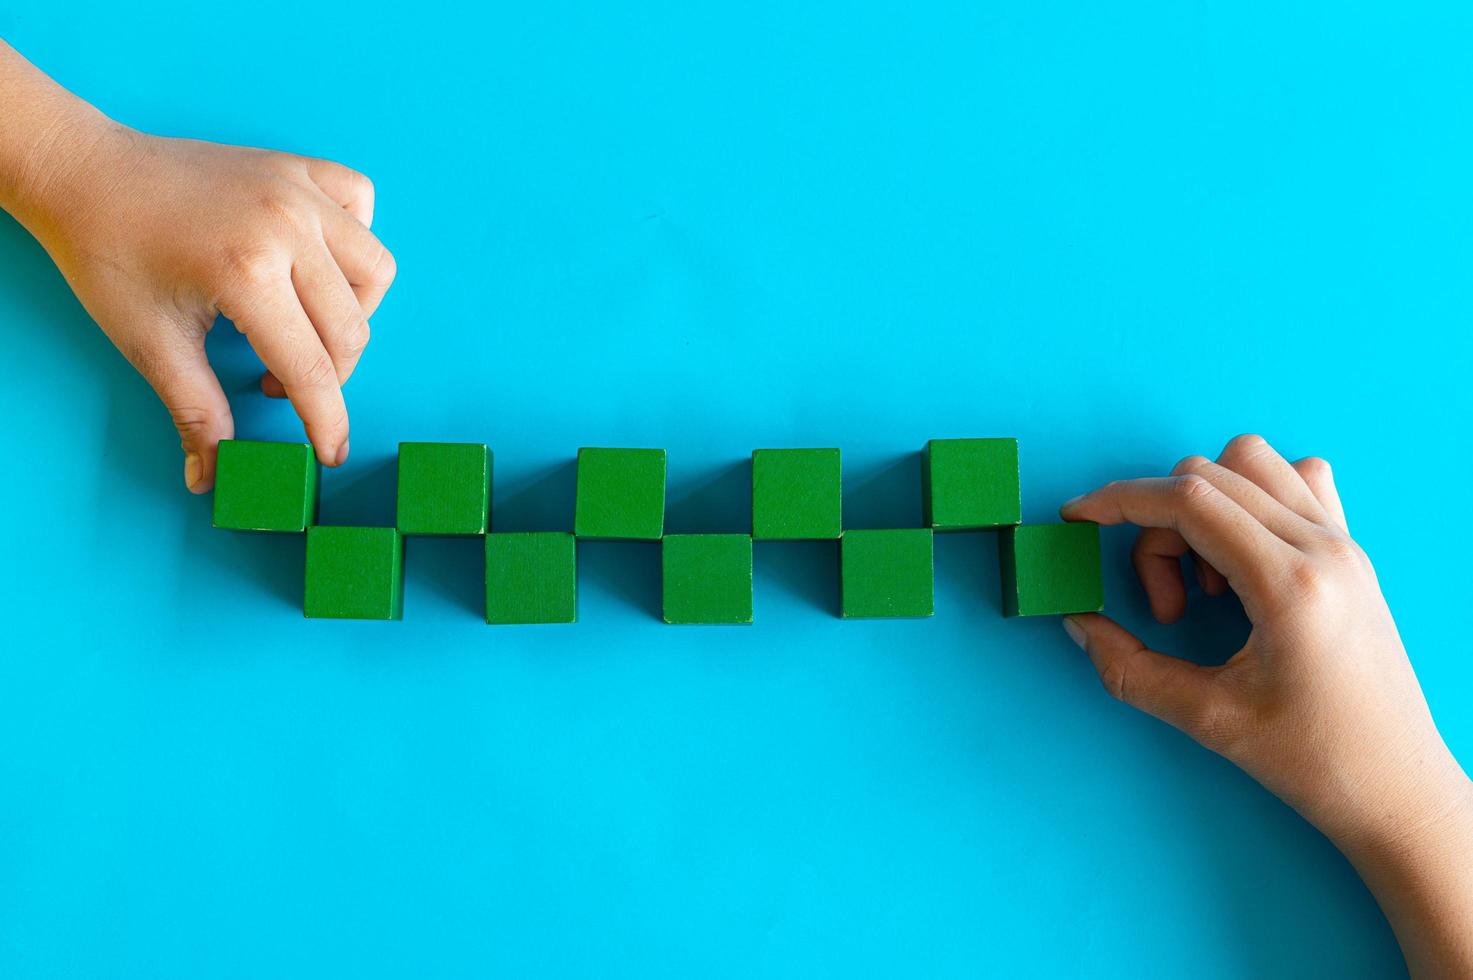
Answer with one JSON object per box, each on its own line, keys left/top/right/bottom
{"left": 132, "top": 333, "right": 235, "bottom": 493}
{"left": 1063, "top": 613, "right": 1226, "bottom": 740}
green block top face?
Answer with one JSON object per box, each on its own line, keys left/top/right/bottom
{"left": 304, "top": 526, "right": 404, "bottom": 620}
{"left": 574, "top": 448, "right": 667, "bottom": 539}
{"left": 1002, "top": 522, "right": 1104, "bottom": 617}
{"left": 396, "top": 442, "right": 491, "bottom": 535}
{"left": 840, "top": 528, "right": 935, "bottom": 618}
{"left": 662, "top": 534, "right": 753, "bottom": 624}
{"left": 751, "top": 448, "right": 842, "bottom": 540}
{"left": 923, "top": 438, "right": 1021, "bottom": 530}
{"left": 485, "top": 532, "right": 577, "bottom": 625}
{"left": 212, "top": 439, "right": 318, "bottom": 532}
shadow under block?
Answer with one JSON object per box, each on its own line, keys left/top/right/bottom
{"left": 304, "top": 526, "right": 404, "bottom": 620}
{"left": 396, "top": 442, "right": 491, "bottom": 535}
{"left": 212, "top": 439, "right": 318, "bottom": 532}
{"left": 922, "top": 438, "right": 1021, "bottom": 530}
{"left": 574, "top": 448, "right": 667, "bottom": 540}
{"left": 485, "top": 532, "right": 577, "bottom": 624}
{"left": 751, "top": 448, "right": 842, "bottom": 540}
{"left": 662, "top": 534, "right": 753, "bottom": 624}
{"left": 840, "top": 528, "right": 934, "bottom": 618}
{"left": 1000, "top": 522, "right": 1103, "bottom": 617}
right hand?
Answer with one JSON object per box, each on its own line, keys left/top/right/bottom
{"left": 1059, "top": 434, "right": 1473, "bottom": 977}
{"left": 1060, "top": 434, "right": 1465, "bottom": 844}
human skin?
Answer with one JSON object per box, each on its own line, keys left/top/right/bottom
{"left": 1062, "top": 434, "right": 1473, "bottom": 978}
{"left": 0, "top": 38, "right": 395, "bottom": 492}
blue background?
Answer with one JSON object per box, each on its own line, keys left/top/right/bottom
{"left": 1, "top": 2, "right": 1469, "bottom": 976}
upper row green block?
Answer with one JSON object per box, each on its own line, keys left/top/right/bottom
{"left": 752, "top": 448, "right": 841, "bottom": 540}
{"left": 923, "top": 438, "right": 1021, "bottom": 531}
{"left": 212, "top": 439, "right": 318, "bottom": 532}
{"left": 396, "top": 442, "right": 491, "bottom": 535}
{"left": 574, "top": 448, "right": 667, "bottom": 539}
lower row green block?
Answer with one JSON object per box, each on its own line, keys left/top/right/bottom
{"left": 1001, "top": 522, "right": 1103, "bottom": 616}
{"left": 662, "top": 534, "right": 753, "bottom": 624}
{"left": 840, "top": 528, "right": 934, "bottom": 618}
{"left": 486, "top": 532, "right": 577, "bottom": 624}
{"left": 305, "top": 526, "right": 404, "bottom": 620}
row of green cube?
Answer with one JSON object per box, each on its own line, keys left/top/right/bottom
{"left": 278, "top": 523, "right": 1102, "bottom": 623}
{"left": 211, "top": 439, "right": 1099, "bottom": 622}
{"left": 213, "top": 438, "right": 1023, "bottom": 537}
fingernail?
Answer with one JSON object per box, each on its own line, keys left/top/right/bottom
{"left": 184, "top": 452, "right": 204, "bottom": 492}
{"left": 1062, "top": 616, "right": 1088, "bottom": 650}
{"left": 334, "top": 440, "right": 350, "bottom": 466}
{"left": 1060, "top": 493, "right": 1085, "bottom": 512}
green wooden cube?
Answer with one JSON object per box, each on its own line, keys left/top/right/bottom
{"left": 840, "top": 528, "right": 934, "bottom": 618}
{"left": 304, "top": 526, "right": 404, "bottom": 620}
{"left": 212, "top": 439, "right": 318, "bottom": 532}
{"left": 1001, "top": 522, "right": 1104, "bottom": 617}
{"left": 922, "top": 438, "right": 1021, "bottom": 530}
{"left": 396, "top": 442, "right": 491, "bottom": 535}
{"left": 751, "top": 448, "right": 842, "bottom": 540}
{"left": 485, "top": 532, "right": 577, "bottom": 624}
{"left": 574, "top": 448, "right": 667, "bottom": 540}
{"left": 662, "top": 534, "right": 753, "bottom": 624}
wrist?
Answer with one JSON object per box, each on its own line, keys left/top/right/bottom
{"left": 0, "top": 105, "right": 122, "bottom": 242}
{"left": 0, "top": 40, "right": 124, "bottom": 244}
{"left": 1321, "top": 752, "right": 1473, "bottom": 868}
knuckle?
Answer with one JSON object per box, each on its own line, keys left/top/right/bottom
{"left": 1172, "top": 454, "right": 1210, "bottom": 475}
{"left": 1099, "top": 657, "right": 1131, "bottom": 703}
{"left": 1170, "top": 473, "right": 1216, "bottom": 507}
{"left": 316, "top": 408, "right": 350, "bottom": 442}
{"left": 337, "top": 317, "right": 370, "bottom": 360}
{"left": 254, "top": 185, "right": 311, "bottom": 237}
{"left": 1225, "top": 433, "right": 1269, "bottom": 456}
{"left": 1288, "top": 557, "right": 1330, "bottom": 601}
{"left": 290, "top": 350, "right": 339, "bottom": 390}
{"left": 348, "top": 168, "right": 375, "bottom": 205}
{"left": 367, "top": 244, "right": 397, "bottom": 286}
{"left": 221, "top": 244, "right": 280, "bottom": 290}
{"left": 1319, "top": 531, "right": 1364, "bottom": 565}
{"left": 1296, "top": 456, "right": 1332, "bottom": 481}
{"left": 169, "top": 405, "right": 218, "bottom": 441}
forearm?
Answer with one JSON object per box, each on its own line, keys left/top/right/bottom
{"left": 0, "top": 38, "right": 112, "bottom": 236}
{"left": 1333, "top": 769, "right": 1473, "bottom": 978}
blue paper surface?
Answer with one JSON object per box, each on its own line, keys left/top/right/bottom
{"left": 2, "top": 2, "right": 1468, "bottom": 976}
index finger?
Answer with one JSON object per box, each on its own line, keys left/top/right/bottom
{"left": 221, "top": 281, "right": 350, "bottom": 466}
{"left": 1061, "top": 475, "right": 1295, "bottom": 603}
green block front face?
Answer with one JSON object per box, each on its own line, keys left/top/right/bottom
{"left": 304, "top": 526, "right": 404, "bottom": 620}
{"left": 751, "top": 448, "right": 842, "bottom": 540}
{"left": 840, "top": 528, "right": 934, "bottom": 618}
{"left": 662, "top": 534, "right": 753, "bottom": 624}
{"left": 396, "top": 442, "right": 491, "bottom": 535}
{"left": 212, "top": 439, "right": 318, "bottom": 532}
{"left": 1001, "top": 522, "right": 1104, "bottom": 617}
{"left": 923, "top": 438, "right": 1021, "bottom": 531}
{"left": 574, "top": 448, "right": 667, "bottom": 540}
{"left": 485, "top": 532, "right": 577, "bottom": 624}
